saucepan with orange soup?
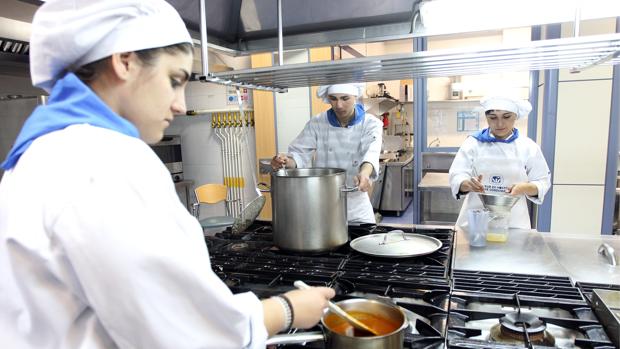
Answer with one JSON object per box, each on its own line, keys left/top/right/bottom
{"left": 265, "top": 298, "right": 408, "bottom": 349}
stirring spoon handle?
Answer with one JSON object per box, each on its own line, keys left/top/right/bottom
{"left": 293, "top": 280, "right": 379, "bottom": 336}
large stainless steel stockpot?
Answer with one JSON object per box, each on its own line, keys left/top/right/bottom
{"left": 271, "top": 168, "right": 356, "bottom": 252}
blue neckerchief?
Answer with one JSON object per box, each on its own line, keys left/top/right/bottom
{"left": 1, "top": 73, "right": 139, "bottom": 170}
{"left": 326, "top": 103, "right": 365, "bottom": 127}
{"left": 472, "top": 128, "right": 519, "bottom": 143}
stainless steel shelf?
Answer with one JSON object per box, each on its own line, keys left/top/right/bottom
{"left": 200, "top": 33, "right": 620, "bottom": 92}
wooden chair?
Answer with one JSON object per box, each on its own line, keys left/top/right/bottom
{"left": 192, "top": 183, "right": 236, "bottom": 229}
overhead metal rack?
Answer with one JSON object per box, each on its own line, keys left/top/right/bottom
{"left": 196, "top": 33, "right": 620, "bottom": 93}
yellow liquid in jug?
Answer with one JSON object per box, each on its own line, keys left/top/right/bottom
{"left": 486, "top": 231, "right": 508, "bottom": 242}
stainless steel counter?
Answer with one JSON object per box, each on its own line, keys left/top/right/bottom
{"left": 452, "top": 227, "right": 620, "bottom": 285}
{"left": 453, "top": 227, "right": 568, "bottom": 276}
{"left": 544, "top": 234, "right": 620, "bottom": 285}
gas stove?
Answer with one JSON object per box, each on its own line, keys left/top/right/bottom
{"left": 203, "top": 223, "right": 618, "bottom": 349}
{"left": 205, "top": 221, "right": 455, "bottom": 348}
{"left": 449, "top": 271, "right": 616, "bottom": 348}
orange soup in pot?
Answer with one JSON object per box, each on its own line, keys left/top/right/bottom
{"left": 323, "top": 311, "right": 401, "bottom": 337}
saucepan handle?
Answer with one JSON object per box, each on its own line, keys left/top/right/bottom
{"left": 265, "top": 331, "right": 325, "bottom": 345}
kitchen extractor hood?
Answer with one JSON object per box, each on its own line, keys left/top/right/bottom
{"left": 170, "top": 0, "right": 620, "bottom": 55}
{"left": 10, "top": 0, "right": 618, "bottom": 56}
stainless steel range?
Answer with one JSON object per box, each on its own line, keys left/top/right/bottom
{"left": 204, "top": 222, "right": 618, "bottom": 349}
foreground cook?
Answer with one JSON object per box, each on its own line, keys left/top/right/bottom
{"left": 271, "top": 83, "right": 383, "bottom": 224}
{"left": 0, "top": 1, "right": 334, "bottom": 348}
{"left": 448, "top": 94, "right": 551, "bottom": 229}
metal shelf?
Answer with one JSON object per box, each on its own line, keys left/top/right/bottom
{"left": 198, "top": 33, "right": 620, "bottom": 92}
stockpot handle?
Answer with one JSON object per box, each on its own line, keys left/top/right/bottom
{"left": 265, "top": 331, "right": 325, "bottom": 345}
{"left": 340, "top": 186, "right": 359, "bottom": 192}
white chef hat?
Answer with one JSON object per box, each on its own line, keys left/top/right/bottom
{"left": 317, "top": 83, "right": 365, "bottom": 103}
{"left": 30, "top": 0, "right": 193, "bottom": 92}
{"left": 480, "top": 94, "right": 532, "bottom": 119}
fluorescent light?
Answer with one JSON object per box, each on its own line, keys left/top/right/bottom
{"left": 419, "top": 0, "right": 620, "bottom": 36}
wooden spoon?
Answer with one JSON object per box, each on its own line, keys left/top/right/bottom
{"left": 293, "top": 280, "right": 381, "bottom": 336}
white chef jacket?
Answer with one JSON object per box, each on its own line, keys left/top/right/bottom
{"left": 288, "top": 110, "right": 382, "bottom": 224}
{"left": 449, "top": 134, "right": 551, "bottom": 229}
{"left": 0, "top": 125, "right": 267, "bottom": 349}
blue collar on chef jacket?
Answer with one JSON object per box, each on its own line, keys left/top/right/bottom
{"left": 472, "top": 127, "right": 519, "bottom": 143}
{"left": 1, "top": 73, "right": 139, "bottom": 170}
{"left": 326, "top": 103, "right": 365, "bottom": 128}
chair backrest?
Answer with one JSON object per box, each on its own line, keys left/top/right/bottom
{"left": 195, "top": 183, "right": 228, "bottom": 204}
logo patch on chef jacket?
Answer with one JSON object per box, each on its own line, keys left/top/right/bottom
{"left": 490, "top": 175, "right": 503, "bottom": 185}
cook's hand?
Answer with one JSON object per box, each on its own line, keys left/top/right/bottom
{"left": 460, "top": 175, "right": 484, "bottom": 193}
{"left": 354, "top": 173, "right": 372, "bottom": 192}
{"left": 271, "top": 153, "right": 289, "bottom": 170}
{"left": 507, "top": 182, "right": 538, "bottom": 197}
{"left": 283, "top": 287, "right": 335, "bottom": 329}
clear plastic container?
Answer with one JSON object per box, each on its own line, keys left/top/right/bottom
{"left": 467, "top": 209, "right": 489, "bottom": 247}
{"left": 487, "top": 212, "right": 510, "bottom": 242}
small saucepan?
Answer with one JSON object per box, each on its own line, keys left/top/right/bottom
{"left": 265, "top": 298, "right": 408, "bottom": 349}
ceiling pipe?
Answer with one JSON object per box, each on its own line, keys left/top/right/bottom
{"left": 199, "top": 0, "right": 209, "bottom": 76}
{"left": 277, "top": 0, "right": 284, "bottom": 66}
{"left": 574, "top": 0, "right": 582, "bottom": 38}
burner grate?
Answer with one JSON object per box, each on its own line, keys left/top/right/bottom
{"left": 446, "top": 292, "right": 615, "bottom": 349}
{"left": 576, "top": 281, "right": 620, "bottom": 302}
{"left": 208, "top": 221, "right": 455, "bottom": 294}
{"left": 453, "top": 270, "right": 584, "bottom": 301}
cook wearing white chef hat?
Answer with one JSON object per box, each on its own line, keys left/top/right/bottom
{"left": 271, "top": 82, "right": 383, "bottom": 224}
{"left": 3, "top": 0, "right": 195, "bottom": 170}
{"left": 480, "top": 94, "right": 533, "bottom": 120}
{"left": 0, "top": 0, "right": 335, "bottom": 348}
{"left": 316, "top": 83, "right": 366, "bottom": 103}
{"left": 30, "top": 0, "right": 194, "bottom": 92}
{"left": 469, "top": 94, "right": 533, "bottom": 144}
{"left": 448, "top": 91, "right": 550, "bottom": 231}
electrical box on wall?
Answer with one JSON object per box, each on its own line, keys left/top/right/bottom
{"left": 462, "top": 87, "right": 485, "bottom": 100}
{"left": 186, "top": 82, "right": 253, "bottom": 112}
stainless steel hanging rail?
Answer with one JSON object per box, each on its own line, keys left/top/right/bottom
{"left": 203, "top": 33, "right": 620, "bottom": 91}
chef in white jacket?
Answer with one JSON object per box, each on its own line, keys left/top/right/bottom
{"left": 0, "top": 1, "right": 334, "bottom": 349}
{"left": 448, "top": 94, "right": 551, "bottom": 229}
{"left": 271, "top": 83, "right": 383, "bottom": 224}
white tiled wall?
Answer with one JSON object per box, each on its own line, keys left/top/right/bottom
{"left": 167, "top": 72, "right": 259, "bottom": 220}
{"left": 274, "top": 50, "right": 311, "bottom": 153}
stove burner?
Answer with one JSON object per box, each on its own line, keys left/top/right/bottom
{"left": 500, "top": 311, "right": 546, "bottom": 335}
{"left": 489, "top": 312, "right": 555, "bottom": 346}
{"left": 229, "top": 242, "right": 249, "bottom": 252}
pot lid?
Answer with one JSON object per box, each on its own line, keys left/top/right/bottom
{"left": 350, "top": 230, "right": 442, "bottom": 258}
